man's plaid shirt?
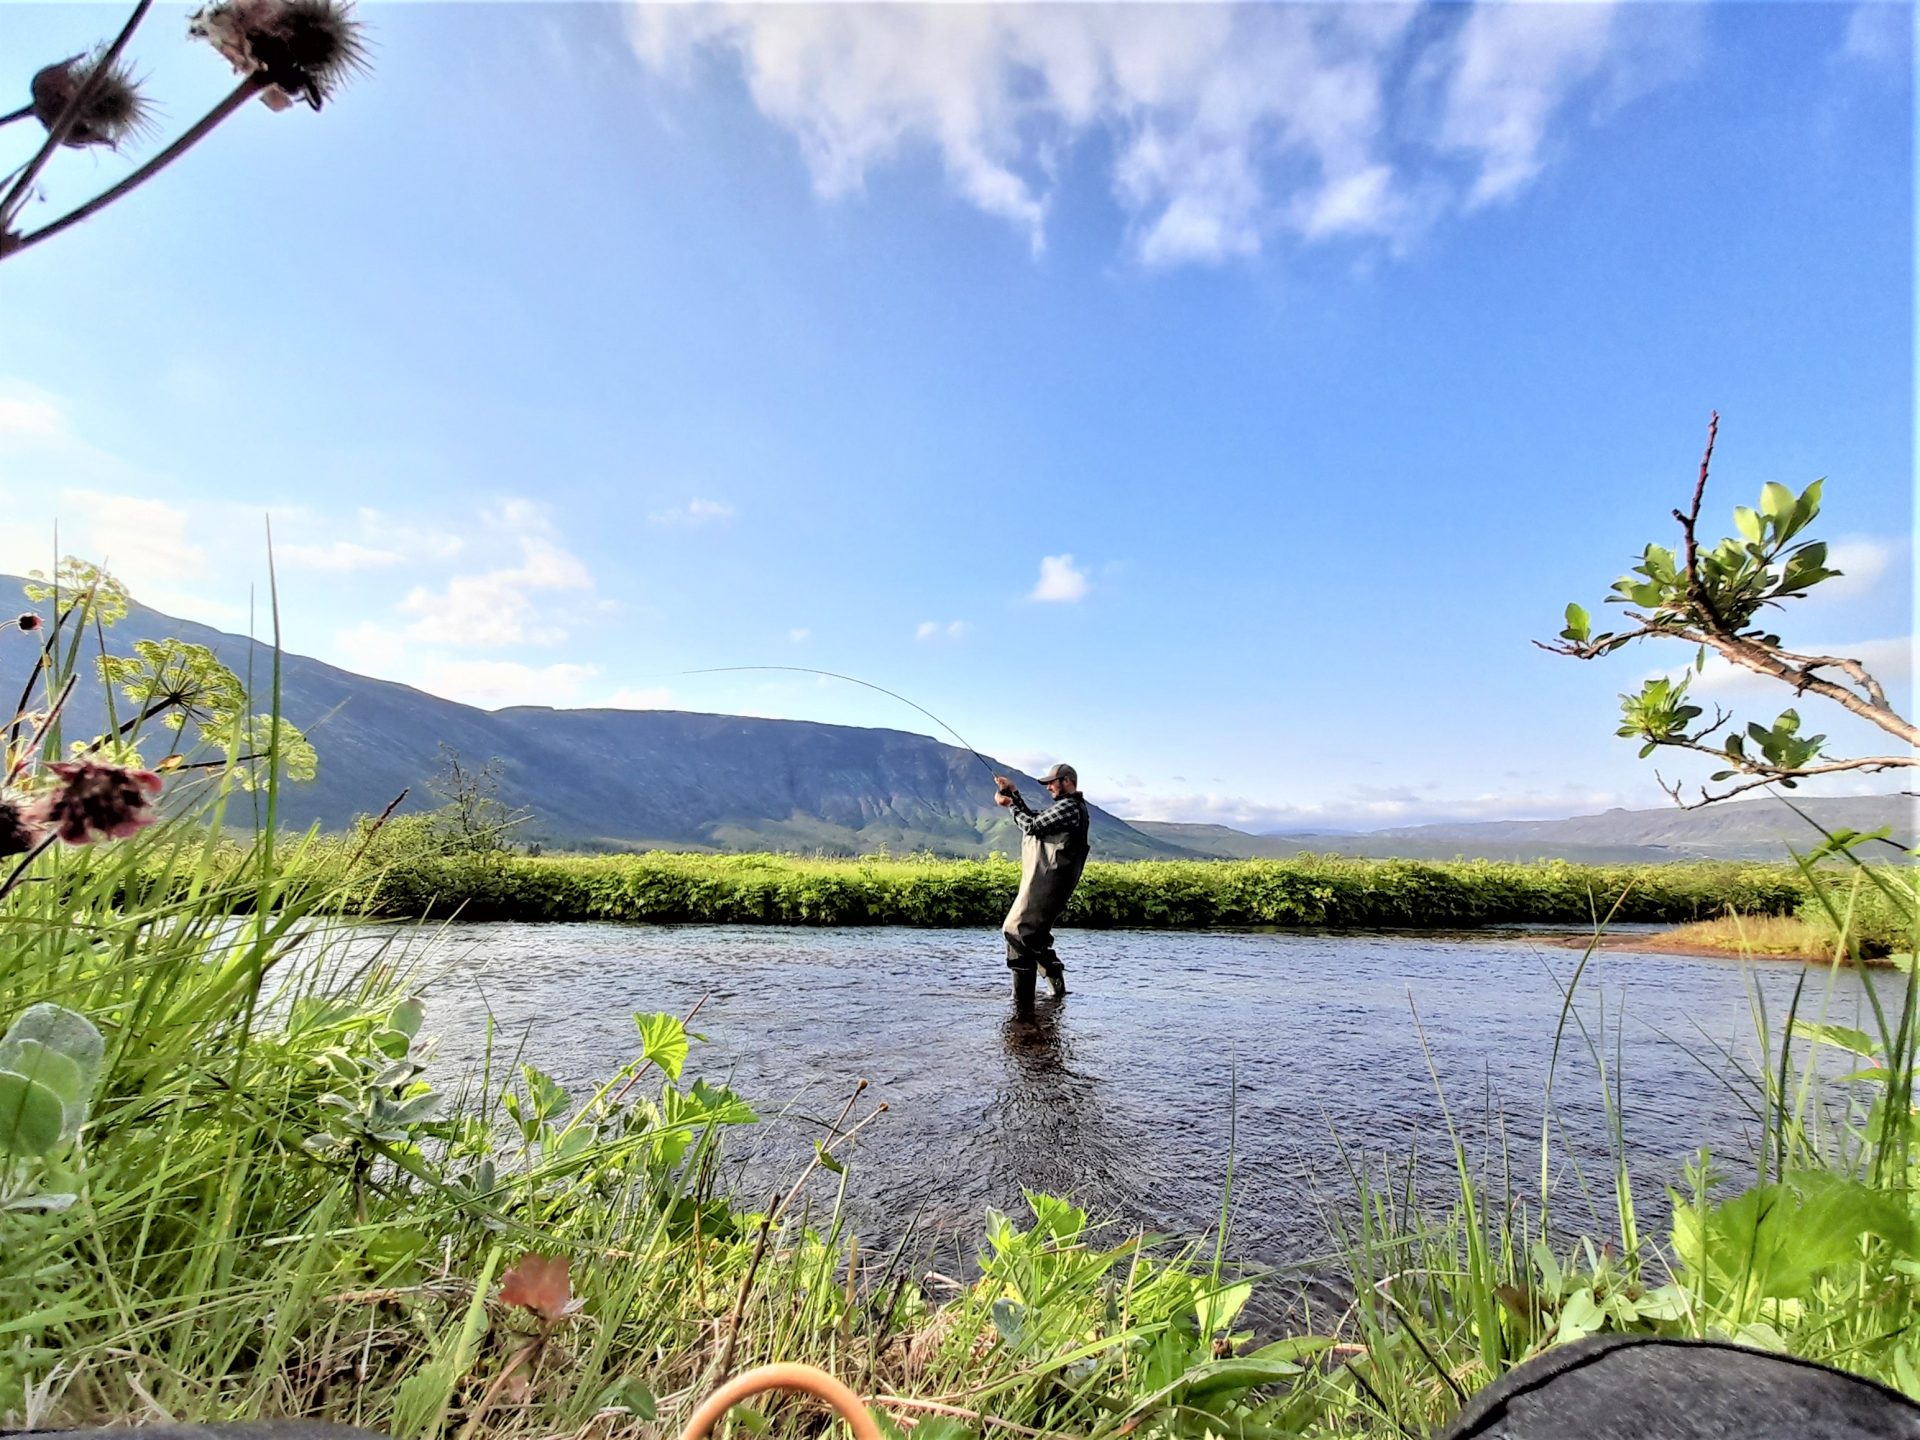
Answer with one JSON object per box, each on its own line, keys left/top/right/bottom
{"left": 1005, "top": 788, "right": 1090, "bottom": 839}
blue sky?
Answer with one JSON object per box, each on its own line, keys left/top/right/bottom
{"left": 0, "top": 1, "right": 1911, "bottom": 832}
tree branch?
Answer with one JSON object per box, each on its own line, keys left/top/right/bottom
{"left": 1672, "top": 411, "right": 1726, "bottom": 632}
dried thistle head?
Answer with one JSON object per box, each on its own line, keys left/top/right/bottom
{"left": 31, "top": 760, "right": 163, "bottom": 845}
{"left": 31, "top": 49, "right": 155, "bottom": 151}
{"left": 0, "top": 791, "right": 43, "bottom": 858}
{"left": 189, "top": 0, "right": 369, "bottom": 112}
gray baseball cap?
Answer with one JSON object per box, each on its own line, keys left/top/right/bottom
{"left": 1037, "top": 763, "right": 1077, "bottom": 784}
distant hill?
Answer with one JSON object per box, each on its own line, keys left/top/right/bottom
{"left": 16, "top": 581, "right": 1911, "bottom": 864}
{"left": 9, "top": 582, "right": 1186, "bottom": 860}
{"left": 1135, "top": 794, "right": 1916, "bottom": 864}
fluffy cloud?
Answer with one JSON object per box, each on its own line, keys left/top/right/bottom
{"left": 1109, "top": 783, "right": 1634, "bottom": 833}
{"left": 400, "top": 532, "right": 594, "bottom": 647}
{"left": 648, "top": 498, "right": 735, "bottom": 526}
{"left": 789, "top": 627, "right": 812, "bottom": 644}
{"left": 601, "top": 686, "right": 676, "bottom": 709}
{"left": 1030, "top": 554, "right": 1090, "bottom": 603}
{"left": 277, "top": 540, "right": 407, "bottom": 573}
{"left": 915, "top": 619, "right": 971, "bottom": 640}
{"left": 1841, "top": 3, "right": 1909, "bottom": 66}
{"left": 418, "top": 659, "right": 601, "bottom": 710}
{"left": 1663, "top": 635, "right": 1914, "bottom": 705}
{"left": 627, "top": 2, "right": 1688, "bottom": 265}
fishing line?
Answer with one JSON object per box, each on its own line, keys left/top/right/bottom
{"left": 680, "top": 665, "right": 1003, "bottom": 783}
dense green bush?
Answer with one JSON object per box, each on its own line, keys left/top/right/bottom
{"left": 306, "top": 848, "right": 1809, "bottom": 929}
{"left": 1798, "top": 865, "right": 1918, "bottom": 958}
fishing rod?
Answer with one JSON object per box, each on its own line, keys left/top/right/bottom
{"left": 680, "top": 665, "right": 1006, "bottom": 787}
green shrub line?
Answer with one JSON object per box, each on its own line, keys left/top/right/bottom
{"left": 303, "top": 848, "right": 1812, "bottom": 930}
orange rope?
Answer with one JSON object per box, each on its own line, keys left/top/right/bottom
{"left": 677, "top": 1363, "right": 884, "bottom": 1440}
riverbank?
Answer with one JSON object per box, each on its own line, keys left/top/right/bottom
{"left": 311, "top": 848, "right": 1809, "bottom": 929}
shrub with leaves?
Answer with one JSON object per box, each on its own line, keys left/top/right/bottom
{"left": 1542, "top": 415, "right": 1915, "bottom": 806}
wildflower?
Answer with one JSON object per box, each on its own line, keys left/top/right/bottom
{"left": 0, "top": 792, "right": 43, "bottom": 858}
{"left": 32, "top": 760, "right": 163, "bottom": 845}
{"left": 30, "top": 50, "right": 154, "bottom": 151}
{"left": 189, "top": 0, "right": 369, "bottom": 113}
{"left": 16, "top": 613, "right": 41, "bottom": 633}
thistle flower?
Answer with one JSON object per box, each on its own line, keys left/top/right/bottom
{"left": 16, "top": 613, "right": 41, "bottom": 633}
{"left": 0, "top": 792, "right": 42, "bottom": 858}
{"left": 189, "top": 0, "right": 368, "bottom": 113}
{"left": 31, "top": 50, "right": 155, "bottom": 151}
{"left": 32, "top": 760, "right": 163, "bottom": 845}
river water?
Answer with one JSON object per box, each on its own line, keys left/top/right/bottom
{"left": 381, "top": 922, "right": 1882, "bottom": 1287}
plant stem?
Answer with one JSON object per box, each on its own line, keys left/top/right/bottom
{"left": 0, "top": 105, "right": 34, "bottom": 128}
{"left": 0, "top": 0, "right": 153, "bottom": 228}
{"left": 0, "top": 834, "right": 56, "bottom": 904}
{"left": 4, "top": 74, "right": 266, "bottom": 260}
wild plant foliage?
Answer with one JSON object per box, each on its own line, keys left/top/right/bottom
{"left": 1, "top": 0, "right": 367, "bottom": 260}
{"left": 1543, "top": 417, "right": 1915, "bottom": 806}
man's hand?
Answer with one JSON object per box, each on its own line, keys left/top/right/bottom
{"left": 993, "top": 774, "right": 1016, "bottom": 794}
{"left": 995, "top": 792, "right": 1014, "bottom": 807}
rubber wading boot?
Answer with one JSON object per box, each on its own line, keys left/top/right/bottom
{"left": 1011, "top": 966, "right": 1037, "bottom": 1013}
{"left": 1041, "top": 958, "right": 1068, "bottom": 999}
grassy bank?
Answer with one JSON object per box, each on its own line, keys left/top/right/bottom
{"left": 300, "top": 847, "right": 1809, "bottom": 930}
{"left": 9, "top": 805, "right": 1920, "bottom": 1440}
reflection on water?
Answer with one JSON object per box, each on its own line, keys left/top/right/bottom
{"left": 366, "top": 922, "right": 1883, "bottom": 1283}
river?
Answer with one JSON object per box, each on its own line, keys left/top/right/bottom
{"left": 379, "top": 922, "right": 1882, "bottom": 1292}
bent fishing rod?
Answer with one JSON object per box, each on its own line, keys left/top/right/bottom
{"left": 680, "top": 665, "right": 1009, "bottom": 789}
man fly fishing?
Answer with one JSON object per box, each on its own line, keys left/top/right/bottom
{"left": 994, "top": 763, "right": 1091, "bottom": 1012}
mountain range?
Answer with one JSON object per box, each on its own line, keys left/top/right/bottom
{"left": 11, "top": 580, "right": 1913, "bottom": 863}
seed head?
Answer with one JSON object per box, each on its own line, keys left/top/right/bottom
{"left": 32, "top": 760, "right": 164, "bottom": 845}
{"left": 31, "top": 50, "right": 155, "bottom": 151}
{"left": 0, "top": 793, "right": 43, "bottom": 858}
{"left": 189, "top": 0, "right": 369, "bottom": 112}
{"left": 16, "top": 613, "right": 42, "bottom": 633}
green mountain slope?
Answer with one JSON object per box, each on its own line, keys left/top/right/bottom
{"left": 9, "top": 582, "right": 1187, "bottom": 859}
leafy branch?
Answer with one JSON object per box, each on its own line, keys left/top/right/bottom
{"left": 1539, "top": 414, "right": 1915, "bottom": 807}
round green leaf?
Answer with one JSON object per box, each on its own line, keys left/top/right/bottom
{"left": 0, "top": 1071, "right": 67, "bottom": 1158}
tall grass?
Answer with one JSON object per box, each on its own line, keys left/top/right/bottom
{"left": 282, "top": 845, "right": 1808, "bottom": 931}
{"left": 1321, "top": 834, "right": 1920, "bottom": 1432}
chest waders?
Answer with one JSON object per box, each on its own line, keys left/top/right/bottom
{"left": 1003, "top": 802, "right": 1089, "bottom": 1008}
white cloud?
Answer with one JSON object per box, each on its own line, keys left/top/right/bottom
{"left": 419, "top": 659, "right": 601, "bottom": 709}
{"left": 277, "top": 540, "right": 407, "bottom": 573}
{"left": 789, "top": 627, "right": 811, "bottom": 644}
{"left": 400, "top": 531, "right": 594, "bottom": 647}
{"left": 1438, "top": 2, "right": 1619, "bottom": 206}
{"left": 648, "top": 498, "right": 735, "bottom": 526}
{"left": 1112, "top": 784, "right": 1633, "bottom": 834}
{"left": 1664, "top": 636, "right": 1914, "bottom": 704}
{"left": 601, "top": 686, "right": 676, "bottom": 710}
{"left": 1030, "top": 554, "right": 1089, "bottom": 603}
{"left": 915, "top": 619, "right": 971, "bottom": 640}
{"left": 1840, "top": 3, "right": 1909, "bottom": 65}
{"left": 627, "top": 2, "right": 1680, "bottom": 266}
{"left": 0, "top": 393, "right": 64, "bottom": 440}
{"left": 1820, "top": 536, "right": 1903, "bottom": 604}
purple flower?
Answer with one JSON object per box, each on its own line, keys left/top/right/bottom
{"left": 32, "top": 761, "right": 164, "bottom": 845}
{"left": 16, "top": 613, "right": 42, "bottom": 633}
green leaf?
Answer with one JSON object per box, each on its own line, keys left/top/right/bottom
{"left": 1196, "top": 1280, "right": 1253, "bottom": 1336}
{"left": 636, "top": 1012, "right": 688, "bottom": 1081}
{"left": 814, "top": 1140, "right": 845, "bottom": 1175}
{"left": 1556, "top": 1287, "right": 1606, "bottom": 1342}
{"left": 1561, "top": 603, "right": 1591, "bottom": 643}
{"left": 0, "top": 1071, "right": 66, "bottom": 1158}
{"left": 1173, "top": 1349, "right": 1306, "bottom": 1402}
{"left": 1788, "top": 1020, "right": 1877, "bottom": 1060}
{"left": 1733, "top": 506, "right": 1763, "bottom": 544}
{"left": 1759, "top": 482, "right": 1795, "bottom": 521}
{"left": 388, "top": 998, "right": 426, "bottom": 1039}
